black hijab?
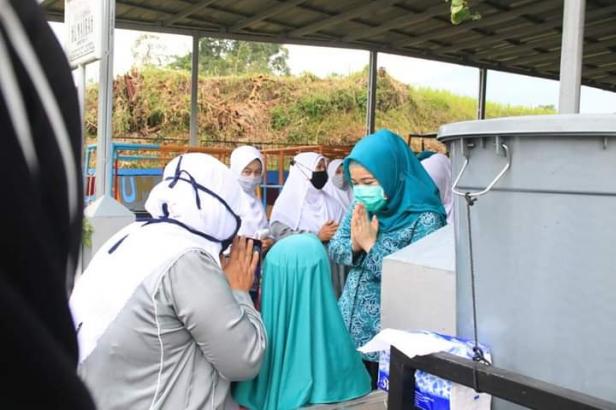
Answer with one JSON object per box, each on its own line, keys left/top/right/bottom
{"left": 0, "top": 0, "right": 94, "bottom": 407}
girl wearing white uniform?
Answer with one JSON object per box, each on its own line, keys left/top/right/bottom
{"left": 420, "top": 153, "right": 454, "bottom": 224}
{"left": 230, "top": 145, "right": 273, "bottom": 252}
{"left": 270, "top": 152, "right": 345, "bottom": 243}
{"left": 323, "top": 158, "right": 354, "bottom": 213}
{"left": 270, "top": 152, "right": 347, "bottom": 297}
{"left": 322, "top": 158, "right": 354, "bottom": 296}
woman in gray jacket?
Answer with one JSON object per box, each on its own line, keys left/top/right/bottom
{"left": 70, "top": 153, "right": 266, "bottom": 409}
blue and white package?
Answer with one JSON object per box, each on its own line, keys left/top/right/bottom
{"left": 377, "top": 331, "right": 491, "bottom": 410}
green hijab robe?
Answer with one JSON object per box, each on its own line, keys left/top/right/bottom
{"left": 234, "top": 234, "right": 371, "bottom": 410}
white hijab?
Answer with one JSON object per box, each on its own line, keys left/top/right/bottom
{"left": 230, "top": 145, "right": 269, "bottom": 237}
{"left": 323, "top": 158, "right": 354, "bottom": 216}
{"left": 71, "top": 153, "right": 243, "bottom": 362}
{"left": 270, "top": 152, "right": 345, "bottom": 233}
{"left": 421, "top": 153, "right": 453, "bottom": 224}
{"left": 146, "top": 153, "right": 243, "bottom": 252}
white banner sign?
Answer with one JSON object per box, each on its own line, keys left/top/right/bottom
{"left": 65, "top": 0, "right": 103, "bottom": 67}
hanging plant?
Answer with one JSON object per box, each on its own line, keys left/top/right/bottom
{"left": 446, "top": 0, "right": 481, "bottom": 25}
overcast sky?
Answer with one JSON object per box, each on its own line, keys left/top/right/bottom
{"left": 50, "top": 23, "right": 616, "bottom": 113}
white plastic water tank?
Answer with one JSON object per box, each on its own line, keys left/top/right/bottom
{"left": 381, "top": 224, "right": 456, "bottom": 335}
{"left": 439, "top": 114, "right": 616, "bottom": 408}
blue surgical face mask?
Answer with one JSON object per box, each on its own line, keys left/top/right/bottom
{"left": 353, "top": 184, "right": 387, "bottom": 212}
{"left": 239, "top": 175, "right": 262, "bottom": 193}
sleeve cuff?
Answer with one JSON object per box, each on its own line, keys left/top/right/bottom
{"left": 351, "top": 250, "right": 365, "bottom": 266}
{"left": 232, "top": 290, "right": 255, "bottom": 307}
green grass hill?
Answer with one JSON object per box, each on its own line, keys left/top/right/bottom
{"left": 84, "top": 66, "right": 555, "bottom": 150}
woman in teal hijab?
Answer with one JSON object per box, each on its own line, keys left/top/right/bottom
{"left": 234, "top": 234, "right": 371, "bottom": 410}
{"left": 329, "top": 129, "right": 446, "bottom": 383}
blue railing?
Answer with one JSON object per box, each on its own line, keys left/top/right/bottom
{"left": 84, "top": 143, "right": 286, "bottom": 212}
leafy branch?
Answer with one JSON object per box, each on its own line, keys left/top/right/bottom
{"left": 446, "top": 0, "right": 481, "bottom": 25}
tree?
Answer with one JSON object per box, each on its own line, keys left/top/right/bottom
{"left": 169, "top": 38, "right": 290, "bottom": 76}
{"left": 132, "top": 34, "right": 172, "bottom": 67}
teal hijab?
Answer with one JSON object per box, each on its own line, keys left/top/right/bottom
{"left": 233, "top": 234, "right": 371, "bottom": 410}
{"left": 344, "top": 129, "right": 446, "bottom": 232}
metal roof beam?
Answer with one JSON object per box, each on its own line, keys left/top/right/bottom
{"left": 116, "top": 0, "right": 180, "bottom": 17}
{"left": 342, "top": 3, "right": 445, "bottom": 42}
{"left": 471, "top": 15, "right": 616, "bottom": 60}
{"left": 581, "top": 59, "right": 616, "bottom": 76}
{"left": 41, "top": 0, "right": 616, "bottom": 93}
{"left": 401, "top": 1, "right": 559, "bottom": 48}
{"left": 513, "top": 39, "right": 616, "bottom": 67}
{"left": 194, "top": 2, "right": 309, "bottom": 33}
{"left": 287, "top": 0, "right": 400, "bottom": 38}
{"left": 510, "top": 28, "right": 616, "bottom": 67}
{"left": 444, "top": 3, "right": 616, "bottom": 56}
{"left": 230, "top": 0, "right": 307, "bottom": 31}
{"left": 587, "top": 73, "right": 616, "bottom": 84}
{"left": 437, "top": 20, "right": 538, "bottom": 53}
{"left": 164, "top": 0, "right": 219, "bottom": 26}
{"left": 114, "top": 0, "right": 225, "bottom": 30}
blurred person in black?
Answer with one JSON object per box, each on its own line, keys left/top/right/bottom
{"left": 0, "top": 0, "right": 95, "bottom": 407}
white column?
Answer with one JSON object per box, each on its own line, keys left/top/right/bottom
{"left": 558, "top": 0, "right": 586, "bottom": 114}
{"left": 77, "top": 64, "right": 86, "bottom": 127}
{"left": 85, "top": 0, "right": 134, "bottom": 274}
{"left": 95, "top": 0, "right": 115, "bottom": 197}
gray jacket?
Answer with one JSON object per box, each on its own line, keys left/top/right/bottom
{"left": 79, "top": 250, "right": 266, "bottom": 410}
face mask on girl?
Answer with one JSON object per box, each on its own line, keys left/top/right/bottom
{"left": 239, "top": 175, "right": 262, "bottom": 193}
{"left": 310, "top": 171, "right": 328, "bottom": 190}
{"left": 332, "top": 174, "right": 347, "bottom": 190}
{"left": 353, "top": 184, "right": 387, "bottom": 212}
{"left": 292, "top": 159, "right": 328, "bottom": 190}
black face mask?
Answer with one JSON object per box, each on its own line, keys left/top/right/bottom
{"left": 310, "top": 170, "right": 328, "bottom": 190}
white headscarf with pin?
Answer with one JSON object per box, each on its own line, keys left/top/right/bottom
{"left": 323, "top": 158, "right": 354, "bottom": 216}
{"left": 270, "top": 152, "right": 344, "bottom": 233}
{"left": 230, "top": 145, "right": 270, "bottom": 238}
{"left": 71, "top": 153, "right": 243, "bottom": 363}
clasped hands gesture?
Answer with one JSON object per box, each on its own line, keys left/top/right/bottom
{"left": 351, "top": 203, "right": 379, "bottom": 253}
{"left": 222, "top": 236, "right": 260, "bottom": 292}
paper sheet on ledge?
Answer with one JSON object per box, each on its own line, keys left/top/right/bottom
{"left": 358, "top": 328, "right": 453, "bottom": 358}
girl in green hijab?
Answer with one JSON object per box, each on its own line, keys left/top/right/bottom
{"left": 330, "top": 129, "right": 446, "bottom": 385}
{"left": 234, "top": 234, "right": 371, "bottom": 410}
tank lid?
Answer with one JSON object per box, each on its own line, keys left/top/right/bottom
{"left": 438, "top": 114, "right": 616, "bottom": 141}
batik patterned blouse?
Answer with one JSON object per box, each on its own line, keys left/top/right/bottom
{"left": 329, "top": 209, "right": 445, "bottom": 361}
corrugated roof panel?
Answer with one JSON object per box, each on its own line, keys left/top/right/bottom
{"left": 42, "top": 0, "right": 616, "bottom": 92}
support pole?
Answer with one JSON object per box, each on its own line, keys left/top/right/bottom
{"left": 95, "top": 0, "right": 115, "bottom": 198}
{"left": 477, "top": 68, "right": 487, "bottom": 120}
{"left": 77, "top": 64, "right": 87, "bottom": 189}
{"left": 558, "top": 0, "right": 586, "bottom": 114}
{"left": 189, "top": 35, "right": 200, "bottom": 146}
{"left": 366, "top": 50, "right": 378, "bottom": 135}
{"left": 77, "top": 64, "right": 86, "bottom": 128}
